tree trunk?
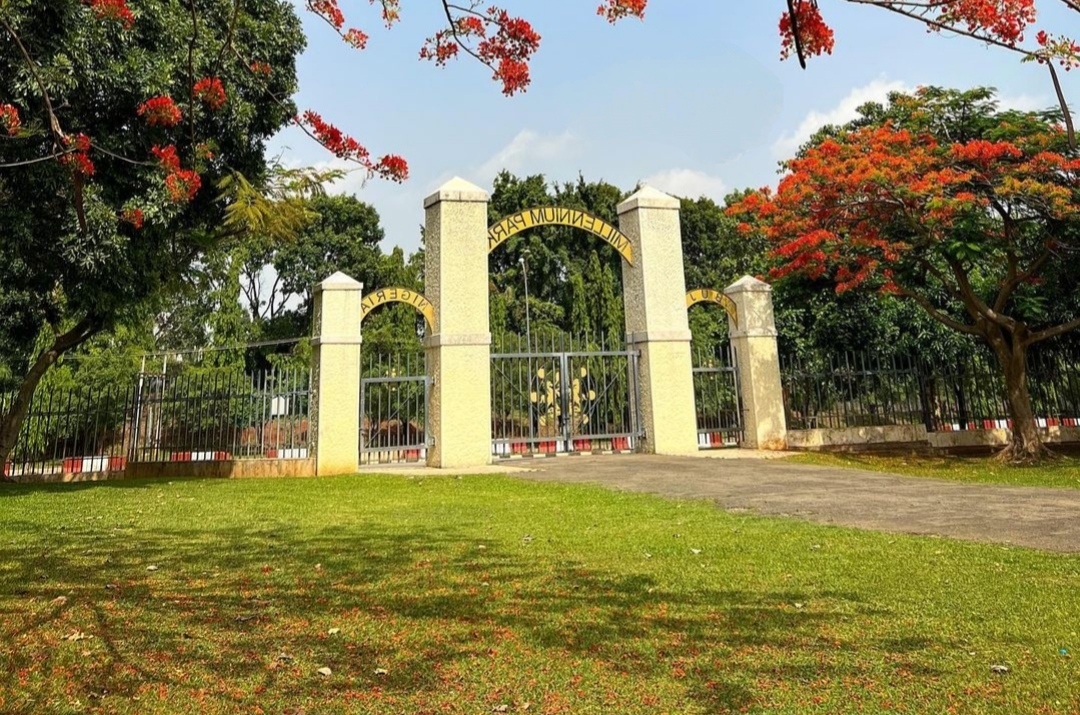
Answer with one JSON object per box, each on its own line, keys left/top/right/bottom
{"left": 987, "top": 335, "right": 1053, "bottom": 463}
{"left": 0, "top": 319, "right": 99, "bottom": 479}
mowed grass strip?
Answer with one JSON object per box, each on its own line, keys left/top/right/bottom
{"left": 789, "top": 452, "right": 1080, "bottom": 490}
{"left": 0, "top": 473, "right": 1077, "bottom": 714}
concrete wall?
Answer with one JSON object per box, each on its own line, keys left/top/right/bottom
{"left": 787, "top": 425, "right": 1080, "bottom": 452}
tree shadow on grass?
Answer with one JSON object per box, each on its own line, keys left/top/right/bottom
{"left": 0, "top": 518, "right": 955, "bottom": 714}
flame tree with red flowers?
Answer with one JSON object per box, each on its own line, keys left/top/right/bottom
{"left": 731, "top": 87, "right": 1080, "bottom": 462}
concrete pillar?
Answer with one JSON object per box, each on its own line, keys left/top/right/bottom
{"left": 423, "top": 177, "right": 493, "bottom": 468}
{"left": 724, "top": 276, "right": 787, "bottom": 450}
{"left": 617, "top": 186, "right": 699, "bottom": 455}
{"left": 311, "top": 272, "right": 363, "bottom": 476}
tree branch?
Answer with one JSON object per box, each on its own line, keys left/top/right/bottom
{"left": 897, "top": 287, "right": 984, "bottom": 336}
{"left": 945, "top": 256, "right": 1017, "bottom": 330}
{"left": 1028, "top": 315, "right": 1080, "bottom": 345}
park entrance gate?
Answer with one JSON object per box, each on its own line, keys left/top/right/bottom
{"left": 491, "top": 334, "right": 642, "bottom": 457}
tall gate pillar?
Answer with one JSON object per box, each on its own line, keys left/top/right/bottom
{"left": 617, "top": 186, "right": 699, "bottom": 455}
{"left": 423, "top": 177, "right": 493, "bottom": 468}
{"left": 724, "top": 276, "right": 787, "bottom": 449}
{"left": 311, "top": 272, "right": 363, "bottom": 476}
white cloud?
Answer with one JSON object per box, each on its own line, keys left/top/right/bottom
{"left": 998, "top": 93, "right": 1050, "bottom": 112}
{"left": 476, "top": 129, "right": 580, "bottom": 180}
{"left": 772, "top": 78, "right": 912, "bottom": 158}
{"left": 642, "top": 168, "right": 728, "bottom": 201}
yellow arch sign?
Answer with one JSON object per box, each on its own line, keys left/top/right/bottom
{"left": 687, "top": 288, "right": 738, "bottom": 328}
{"left": 361, "top": 287, "right": 436, "bottom": 331}
{"left": 488, "top": 207, "right": 634, "bottom": 265}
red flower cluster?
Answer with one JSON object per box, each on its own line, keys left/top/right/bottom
{"left": 0, "top": 104, "right": 20, "bottom": 136}
{"left": 420, "top": 5, "right": 540, "bottom": 95}
{"left": 138, "top": 96, "right": 182, "bottom": 127}
{"left": 151, "top": 144, "right": 181, "bottom": 172}
{"left": 84, "top": 0, "right": 135, "bottom": 29}
{"left": 300, "top": 111, "right": 369, "bottom": 161}
{"left": 308, "top": 0, "right": 344, "bottom": 28}
{"left": 1036, "top": 31, "right": 1080, "bottom": 69}
{"left": 596, "top": 0, "right": 647, "bottom": 23}
{"left": 166, "top": 171, "right": 202, "bottom": 203}
{"left": 479, "top": 9, "right": 541, "bottom": 95}
{"left": 193, "top": 78, "right": 227, "bottom": 110}
{"left": 121, "top": 207, "right": 145, "bottom": 229}
{"left": 151, "top": 145, "right": 202, "bottom": 203}
{"left": 373, "top": 154, "right": 409, "bottom": 182}
{"left": 419, "top": 31, "right": 460, "bottom": 63}
{"left": 779, "top": 0, "right": 835, "bottom": 61}
{"left": 306, "top": 0, "right": 369, "bottom": 48}
{"left": 60, "top": 134, "right": 95, "bottom": 177}
{"left": 344, "top": 28, "right": 369, "bottom": 49}
{"left": 937, "top": 0, "right": 1036, "bottom": 45}
{"left": 298, "top": 110, "right": 408, "bottom": 181}
{"left": 950, "top": 139, "right": 1023, "bottom": 166}
{"left": 250, "top": 61, "right": 273, "bottom": 76}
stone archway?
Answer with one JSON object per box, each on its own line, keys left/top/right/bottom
{"left": 486, "top": 209, "right": 639, "bottom": 457}
{"left": 421, "top": 177, "right": 698, "bottom": 467}
{"left": 360, "top": 287, "right": 436, "bottom": 331}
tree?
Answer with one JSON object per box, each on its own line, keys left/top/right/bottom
{"left": 731, "top": 86, "right": 1080, "bottom": 462}
{"left": 0, "top": 1, "right": 316, "bottom": 466}
{"left": 235, "top": 194, "right": 386, "bottom": 338}
{"left": 486, "top": 171, "right": 628, "bottom": 342}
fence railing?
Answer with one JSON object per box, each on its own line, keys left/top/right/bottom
{"left": 1, "top": 384, "right": 136, "bottom": 479}
{"left": 133, "top": 367, "right": 310, "bottom": 462}
{"left": 2, "top": 367, "right": 310, "bottom": 477}
{"left": 781, "top": 347, "right": 1080, "bottom": 432}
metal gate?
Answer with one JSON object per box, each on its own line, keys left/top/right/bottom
{"left": 491, "top": 334, "right": 641, "bottom": 457}
{"left": 360, "top": 352, "right": 429, "bottom": 465}
{"left": 693, "top": 343, "right": 743, "bottom": 448}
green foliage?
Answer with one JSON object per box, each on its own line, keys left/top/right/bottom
{"left": 0, "top": 0, "right": 305, "bottom": 401}
{"left": 487, "top": 172, "right": 628, "bottom": 343}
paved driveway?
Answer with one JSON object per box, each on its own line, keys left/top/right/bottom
{"left": 513, "top": 454, "right": 1080, "bottom": 553}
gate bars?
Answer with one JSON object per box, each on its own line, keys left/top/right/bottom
{"left": 490, "top": 333, "right": 642, "bottom": 456}
{"left": 692, "top": 343, "right": 743, "bottom": 448}
{"left": 360, "top": 351, "right": 429, "bottom": 465}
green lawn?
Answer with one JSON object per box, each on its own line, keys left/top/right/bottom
{"left": 788, "top": 452, "right": 1080, "bottom": 490}
{"left": 1, "top": 474, "right": 1078, "bottom": 714}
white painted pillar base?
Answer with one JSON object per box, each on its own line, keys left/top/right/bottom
{"left": 311, "top": 272, "right": 363, "bottom": 476}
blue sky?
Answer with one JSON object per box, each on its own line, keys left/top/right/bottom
{"left": 269, "top": 1, "right": 1078, "bottom": 255}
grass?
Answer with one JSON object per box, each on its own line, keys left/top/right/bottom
{"left": 0, "top": 474, "right": 1078, "bottom": 714}
{"left": 788, "top": 452, "right": 1080, "bottom": 490}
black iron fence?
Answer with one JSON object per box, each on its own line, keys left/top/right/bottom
{"left": 781, "top": 346, "right": 1080, "bottom": 432}
{"left": 692, "top": 343, "right": 742, "bottom": 447}
{"left": 2, "top": 367, "right": 310, "bottom": 478}
{"left": 1, "top": 383, "right": 136, "bottom": 479}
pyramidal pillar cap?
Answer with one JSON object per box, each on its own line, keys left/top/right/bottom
{"left": 316, "top": 271, "right": 363, "bottom": 292}
{"left": 424, "top": 176, "right": 489, "bottom": 208}
{"left": 725, "top": 275, "right": 772, "bottom": 295}
{"left": 617, "top": 184, "right": 680, "bottom": 214}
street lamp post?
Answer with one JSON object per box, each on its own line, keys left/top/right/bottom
{"left": 520, "top": 249, "right": 536, "bottom": 442}
{"left": 519, "top": 249, "right": 532, "bottom": 350}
